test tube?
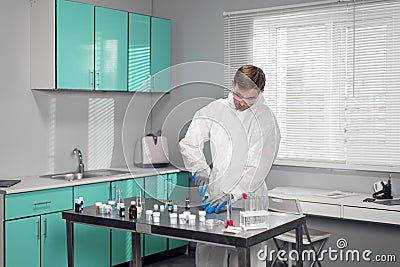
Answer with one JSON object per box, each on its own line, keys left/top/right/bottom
{"left": 116, "top": 189, "right": 124, "bottom": 204}
{"left": 225, "top": 194, "right": 233, "bottom": 227}
{"left": 257, "top": 194, "right": 268, "bottom": 211}
{"left": 245, "top": 192, "right": 257, "bottom": 211}
{"left": 226, "top": 195, "right": 232, "bottom": 221}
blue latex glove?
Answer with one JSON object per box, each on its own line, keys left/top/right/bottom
{"left": 192, "top": 172, "right": 209, "bottom": 197}
{"left": 203, "top": 194, "right": 230, "bottom": 214}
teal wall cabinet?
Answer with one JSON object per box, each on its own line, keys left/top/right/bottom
{"left": 129, "top": 13, "right": 151, "bottom": 92}
{"left": 95, "top": 7, "right": 128, "bottom": 91}
{"left": 151, "top": 17, "right": 171, "bottom": 92}
{"left": 31, "top": 1, "right": 170, "bottom": 93}
{"left": 56, "top": 1, "right": 128, "bottom": 91}
{"left": 56, "top": 0, "right": 94, "bottom": 90}
{"left": 111, "top": 178, "right": 144, "bottom": 266}
{"left": 73, "top": 182, "right": 111, "bottom": 267}
{"left": 31, "top": 0, "right": 128, "bottom": 90}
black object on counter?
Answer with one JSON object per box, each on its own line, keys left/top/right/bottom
{"left": 0, "top": 180, "right": 21, "bottom": 187}
{"left": 373, "top": 183, "right": 393, "bottom": 199}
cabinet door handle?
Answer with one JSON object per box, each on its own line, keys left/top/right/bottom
{"left": 96, "top": 71, "right": 100, "bottom": 88}
{"left": 43, "top": 218, "right": 48, "bottom": 238}
{"left": 114, "top": 185, "right": 117, "bottom": 201}
{"left": 36, "top": 220, "right": 41, "bottom": 241}
{"left": 34, "top": 201, "right": 51, "bottom": 207}
{"left": 90, "top": 70, "right": 94, "bottom": 87}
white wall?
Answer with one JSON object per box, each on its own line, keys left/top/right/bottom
{"left": 0, "top": 0, "right": 153, "bottom": 177}
{"left": 150, "top": 2, "right": 400, "bottom": 265}
{"left": 151, "top": 0, "right": 400, "bottom": 195}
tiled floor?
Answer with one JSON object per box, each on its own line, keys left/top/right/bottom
{"left": 144, "top": 252, "right": 195, "bottom": 267}
{"left": 143, "top": 251, "right": 283, "bottom": 267}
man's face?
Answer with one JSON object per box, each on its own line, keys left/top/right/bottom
{"left": 232, "top": 85, "right": 261, "bottom": 111}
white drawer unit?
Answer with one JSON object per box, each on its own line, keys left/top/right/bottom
{"left": 300, "top": 201, "right": 342, "bottom": 218}
{"left": 343, "top": 206, "right": 400, "bottom": 225}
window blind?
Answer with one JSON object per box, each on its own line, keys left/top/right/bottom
{"left": 224, "top": 0, "right": 400, "bottom": 172}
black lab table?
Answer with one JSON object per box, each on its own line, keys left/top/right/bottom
{"left": 62, "top": 198, "right": 306, "bottom": 267}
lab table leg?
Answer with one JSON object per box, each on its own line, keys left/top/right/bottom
{"left": 238, "top": 247, "right": 251, "bottom": 267}
{"left": 130, "top": 232, "right": 142, "bottom": 267}
{"left": 66, "top": 220, "right": 74, "bottom": 267}
{"left": 296, "top": 224, "right": 304, "bottom": 267}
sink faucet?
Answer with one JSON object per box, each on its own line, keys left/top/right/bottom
{"left": 72, "top": 148, "right": 85, "bottom": 173}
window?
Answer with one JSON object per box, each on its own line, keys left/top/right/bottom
{"left": 224, "top": 0, "right": 400, "bottom": 172}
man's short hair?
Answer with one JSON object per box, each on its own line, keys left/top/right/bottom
{"left": 234, "top": 64, "right": 266, "bottom": 91}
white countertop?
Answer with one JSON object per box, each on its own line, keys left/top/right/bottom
{"left": 269, "top": 186, "right": 400, "bottom": 212}
{"left": 269, "top": 186, "right": 400, "bottom": 225}
{"left": 0, "top": 166, "right": 182, "bottom": 194}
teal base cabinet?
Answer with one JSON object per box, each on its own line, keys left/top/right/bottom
{"left": 41, "top": 212, "right": 69, "bottom": 267}
{"left": 167, "top": 172, "right": 190, "bottom": 250}
{"left": 5, "top": 214, "right": 67, "bottom": 267}
{"left": 144, "top": 175, "right": 168, "bottom": 256}
{"left": 111, "top": 178, "right": 144, "bottom": 265}
{"left": 144, "top": 173, "right": 189, "bottom": 254}
{"left": 5, "top": 216, "right": 40, "bottom": 267}
{"left": 4, "top": 187, "right": 72, "bottom": 267}
{"left": 73, "top": 182, "right": 110, "bottom": 267}
{"left": 2, "top": 172, "right": 186, "bottom": 267}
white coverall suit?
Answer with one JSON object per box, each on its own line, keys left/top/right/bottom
{"left": 179, "top": 92, "right": 281, "bottom": 267}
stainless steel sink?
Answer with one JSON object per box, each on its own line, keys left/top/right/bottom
{"left": 40, "top": 169, "right": 130, "bottom": 181}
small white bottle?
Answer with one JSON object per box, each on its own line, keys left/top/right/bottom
{"left": 153, "top": 212, "right": 160, "bottom": 223}
{"left": 169, "top": 213, "right": 177, "bottom": 224}
{"left": 189, "top": 214, "right": 196, "bottom": 225}
{"left": 145, "top": 210, "right": 153, "bottom": 221}
{"left": 179, "top": 214, "right": 186, "bottom": 224}
{"left": 199, "top": 210, "right": 206, "bottom": 222}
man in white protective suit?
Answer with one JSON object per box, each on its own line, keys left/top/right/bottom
{"left": 179, "top": 64, "right": 281, "bottom": 267}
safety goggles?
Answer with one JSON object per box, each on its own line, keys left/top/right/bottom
{"left": 230, "top": 88, "right": 260, "bottom": 104}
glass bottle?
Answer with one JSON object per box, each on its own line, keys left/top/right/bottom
{"left": 167, "top": 200, "right": 173, "bottom": 212}
{"left": 129, "top": 201, "right": 137, "bottom": 219}
{"left": 185, "top": 198, "right": 190, "bottom": 210}
{"left": 119, "top": 203, "right": 126, "bottom": 217}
